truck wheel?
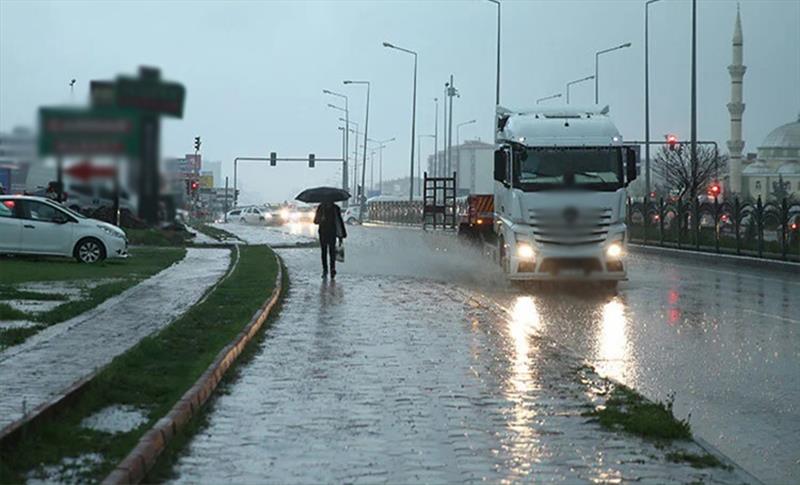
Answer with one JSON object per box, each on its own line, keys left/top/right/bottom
{"left": 602, "top": 281, "right": 618, "bottom": 292}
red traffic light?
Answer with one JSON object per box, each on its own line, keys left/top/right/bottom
{"left": 665, "top": 134, "right": 680, "bottom": 151}
{"left": 707, "top": 183, "right": 721, "bottom": 197}
{"left": 191, "top": 180, "right": 199, "bottom": 191}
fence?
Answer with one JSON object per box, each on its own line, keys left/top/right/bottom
{"left": 627, "top": 196, "right": 800, "bottom": 262}
{"left": 366, "top": 200, "right": 469, "bottom": 228}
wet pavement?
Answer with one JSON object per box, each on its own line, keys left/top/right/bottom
{"left": 168, "top": 222, "right": 788, "bottom": 483}
{"left": 0, "top": 248, "right": 230, "bottom": 433}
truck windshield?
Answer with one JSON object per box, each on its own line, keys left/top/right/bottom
{"left": 513, "top": 146, "right": 623, "bottom": 191}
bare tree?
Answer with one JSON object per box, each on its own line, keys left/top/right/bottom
{"left": 652, "top": 144, "right": 727, "bottom": 200}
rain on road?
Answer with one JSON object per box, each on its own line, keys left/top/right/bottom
{"left": 171, "top": 223, "right": 797, "bottom": 484}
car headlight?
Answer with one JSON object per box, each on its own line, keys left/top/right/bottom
{"left": 516, "top": 242, "right": 535, "bottom": 260}
{"left": 98, "top": 225, "right": 125, "bottom": 240}
{"left": 280, "top": 209, "right": 290, "bottom": 220}
{"left": 264, "top": 213, "right": 273, "bottom": 219}
{"left": 606, "top": 242, "right": 623, "bottom": 258}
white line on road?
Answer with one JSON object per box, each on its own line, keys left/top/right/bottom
{"left": 742, "top": 309, "right": 800, "bottom": 324}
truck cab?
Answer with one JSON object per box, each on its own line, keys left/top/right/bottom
{"left": 493, "top": 106, "right": 638, "bottom": 285}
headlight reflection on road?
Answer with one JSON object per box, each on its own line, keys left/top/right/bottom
{"left": 596, "top": 298, "right": 632, "bottom": 383}
{"left": 285, "top": 222, "right": 316, "bottom": 236}
{"left": 503, "top": 296, "right": 543, "bottom": 479}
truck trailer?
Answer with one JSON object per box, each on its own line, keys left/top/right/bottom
{"left": 490, "top": 105, "right": 638, "bottom": 287}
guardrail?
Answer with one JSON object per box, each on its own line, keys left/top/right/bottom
{"left": 626, "top": 196, "right": 800, "bottom": 262}
{"left": 366, "top": 200, "right": 468, "bottom": 227}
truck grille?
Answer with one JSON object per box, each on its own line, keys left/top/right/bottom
{"left": 528, "top": 207, "right": 612, "bottom": 246}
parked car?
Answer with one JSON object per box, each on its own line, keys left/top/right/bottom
{"left": 240, "top": 206, "right": 274, "bottom": 225}
{"left": 0, "top": 195, "right": 128, "bottom": 263}
{"left": 344, "top": 205, "right": 361, "bottom": 224}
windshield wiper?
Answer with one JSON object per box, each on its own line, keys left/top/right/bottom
{"left": 571, "top": 171, "right": 605, "bottom": 181}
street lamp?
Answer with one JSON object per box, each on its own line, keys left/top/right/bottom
{"left": 456, "top": 120, "right": 477, "bottom": 189}
{"left": 324, "top": 89, "right": 349, "bottom": 194}
{"left": 565, "top": 75, "right": 594, "bottom": 104}
{"left": 418, "top": 134, "right": 435, "bottom": 195}
{"left": 344, "top": 80, "right": 370, "bottom": 223}
{"left": 369, "top": 137, "right": 395, "bottom": 193}
{"left": 595, "top": 42, "right": 632, "bottom": 104}
{"left": 486, "top": 0, "right": 501, "bottom": 106}
{"left": 338, "top": 117, "right": 359, "bottom": 201}
{"left": 536, "top": 93, "right": 562, "bottom": 104}
{"left": 383, "top": 41, "right": 418, "bottom": 202}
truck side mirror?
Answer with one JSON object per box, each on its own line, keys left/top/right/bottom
{"left": 625, "top": 146, "right": 638, "bottom": 184}
{"left": 494, "top": 150, "right": 507, "bottom": 182}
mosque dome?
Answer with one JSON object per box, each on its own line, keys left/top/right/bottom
{"left": 758, "top": 115, "right": 800, "bottom": 161}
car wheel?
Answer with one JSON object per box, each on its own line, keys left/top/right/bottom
{"left": 347, "top": 217, "right": 358, "bottom": 225}
{"left": 74, "top": 237, "right": 106, "bottom": 264}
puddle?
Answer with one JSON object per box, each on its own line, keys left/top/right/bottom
{"left": 80, "top": 404, "right": 148, "bottom": 434}
{"left": 26, "top": 453, "right": 103, "bottom": 485}
{"left": 5, "top": 299, "right": 65, "bottom": 314}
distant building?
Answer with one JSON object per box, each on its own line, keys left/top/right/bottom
{"left": 0, "top": 126, "right": 37, "bottom": 192}
{"left": 202, "top": 160, "right": 222, "bottom": 186}
{"left": 427, "top": 139, "right": 494, "bottom": 195}
{"left": 725, "top": 7, "right": 800, "bottom": 200}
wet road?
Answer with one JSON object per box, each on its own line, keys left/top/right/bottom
{"left": 175, "top": 222, "right": 796, "bottom": 483}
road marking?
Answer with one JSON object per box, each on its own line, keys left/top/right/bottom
{"left": 742, "top": 309, "right": 800, "bottom": 324}
{"left": 633, "top": 257, "right": 800, "bottom": 287}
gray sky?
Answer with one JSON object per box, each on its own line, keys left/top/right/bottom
{"left": 1, "top": 0, "right": 798, "bottom": 203}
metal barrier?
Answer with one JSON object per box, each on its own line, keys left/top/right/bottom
{"left": 366, "top": 199, "right": 469, "bottom": 228}
{"left": 627, "top": 196, "right": 800, "bottom": 262}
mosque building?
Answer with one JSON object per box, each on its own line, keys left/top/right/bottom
{"left": 726, "top": 6, "right": 800, "bottom": 200}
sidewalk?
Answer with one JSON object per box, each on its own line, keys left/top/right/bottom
{"left": 0, "top": 248, "right": 230, "bottom": 434}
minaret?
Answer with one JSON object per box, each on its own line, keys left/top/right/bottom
{"left": 727, "top": 5, "right": 746, "bottom": 193}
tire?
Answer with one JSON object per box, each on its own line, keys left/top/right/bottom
{"left": 347, "top": 217, "right": 358, "bottom": 225}
{"left": 74, "top": 237, "right": 106, "bottom": 264}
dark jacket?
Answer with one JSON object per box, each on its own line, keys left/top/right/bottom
{"left": 314, "top": 203, "right": 347, "bottom": 240}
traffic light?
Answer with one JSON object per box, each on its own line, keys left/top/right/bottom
{"left": 665, "top": 134, "right": 679, "bottom": 151}
{"left": 190, "top": 180, "right": 199, "bottom": 194}
{"left": 184, "top": 179, "right": 191, "bottom": 195}
{"left": 270, "top": 152, "right": 277, "bottom": 166}
{"left": 194, "top": 136, "right": 201, "bottom": 152}
{"left": 707, "top": 182, "right": 721, "bottom": 198}
{"left": 308, "top": 153, "right": 315, "bottom": 168}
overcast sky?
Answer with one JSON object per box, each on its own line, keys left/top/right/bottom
{"left": 1, "top": 0, "right": 798, "bottom": 203}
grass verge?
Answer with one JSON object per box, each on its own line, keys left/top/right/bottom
{"left": 194, "top": 223, "right": 241, "bottom": 242}
{"left": 0, "top": 247, "right": 185, "bottom": 350}
{"left": 0, "top": 245, "right": 279, "bottom": 484}
{"left": 583, "top": 385, "right": 691, "bottom": 440}
{"left": 667, "top": 450, "right": 731, "bottom": 469}
{"left": 125, "top": 228, "right": 194, "bottom": 247}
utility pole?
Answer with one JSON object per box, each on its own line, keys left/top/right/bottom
{"left": 690, "top": 0, "right": 698, "bottom": 200}
{"left": 433, "top": 98, "right": 439, "bottom": 177}
{"left": 446, "top": 75, "right": 456, "bottom": 176}
{"left": 645, "top": 0, "right": 662, "bottom": 197}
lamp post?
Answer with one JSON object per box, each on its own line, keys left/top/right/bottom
{"left": 536, "top": 93, "right": 562, "bottom": 104}
{"left": 338, "top": 116, "right": 359, "bottom": 203}
{"left": 324, "top": 89, "right": 349, "bottom": 195}
{"left": 369, "top": 137, "right": 395, "bottom": 193}
{"left": 418, "top": 134, "right": 435, "bottom": 195}
{"left": 565, "top": 75, "right": 594, "bottom": 104}
{"left": 595, "top": 42, "right": 632, "bottom": 104}
{"left": 433, "top": 98, "right": 439, "bottom": 178}
{"left": 344, "top": 80, "right": 370, "bottom": 223}
{"left": 383, "top": 42, "right": 418, "bottom": 202}
{"left": 690, "top": 0, "right": 698, "bottom": 200}
{"left": 456, "top": 120, "right": 476, "bottom": 189}
{"left": 487, "top": 0, "right": 501, "bottom": 106}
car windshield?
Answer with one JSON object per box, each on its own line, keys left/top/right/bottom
{"left": 53, "top": 201, "right": 87, "bottom": 219}
{"left": 513, "top": 146, "right": 623, "bottom": 191}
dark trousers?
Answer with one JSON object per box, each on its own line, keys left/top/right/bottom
{"left": 320, "top": 235, "right": 336, "bottom": 272}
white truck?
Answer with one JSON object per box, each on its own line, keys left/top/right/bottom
{"left": 492, "top": 105, "right": 638, "bottom": 287}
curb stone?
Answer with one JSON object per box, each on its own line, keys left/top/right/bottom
{"left": 102, "top": 251, "right": 284, "bottom": 485}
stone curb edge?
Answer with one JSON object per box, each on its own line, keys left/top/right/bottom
{"left": 628, "top": 243, "right": 800, "bottom": 273}
{"left": 101, "top": 251, "right": 284, "bottom": 485}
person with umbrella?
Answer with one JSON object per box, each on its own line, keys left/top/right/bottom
{"left": 297, "top": 187, "right": 349, "bottom": 278}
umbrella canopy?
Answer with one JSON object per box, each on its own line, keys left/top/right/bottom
{"left": 295, "top": 186, "right": 351, "bottom": 203}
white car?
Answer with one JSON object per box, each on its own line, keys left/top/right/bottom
{"left": 0, "top": 195, "right": 128, "bottom": 264}
{"left": 239, "top": 207, "right": 274, "bottom": 225}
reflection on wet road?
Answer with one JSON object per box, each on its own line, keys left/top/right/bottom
{"left": 184, "top": 223, "right": 795, "bottom": 483}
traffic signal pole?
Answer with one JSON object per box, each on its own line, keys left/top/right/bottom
{"left": 232, "top": 155, "right": 345, "bottom": 208}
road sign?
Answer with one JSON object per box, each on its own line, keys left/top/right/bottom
{"left": 64, "top": 160, "right": 117, "bottom": 181}
{"left": 39, "top": 107, "right": 140, "bottom": 156}
{"left": 115, "top": 68, "right": 185, "bottom": 118}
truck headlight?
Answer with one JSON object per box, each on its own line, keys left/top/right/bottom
{"left": 516, "top": 242, "right": 535, "bottom": 261}
{"left": 606, "top": 242, "right": 623, "bottom": 259}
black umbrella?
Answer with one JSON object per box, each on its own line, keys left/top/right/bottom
{"left": 295, "top": 186, "right": 351, "bottom": 203}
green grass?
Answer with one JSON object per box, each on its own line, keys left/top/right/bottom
{"left": 584, "top": 385, "right": 692, "bottom": 441}
{"left": 125, "top": 228, "right": 194, "bottom": 247}
{"left": 194, "top": 223, "right": 241, "bottom": 242}
{"left": 667, "top": 451, "right": 731, "bottom": 469}
{"left": 0, "top": 245, "right": 279, "bottom": 484}
{"left": 0, "top": 248, "right": 185, "bottom": 350}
